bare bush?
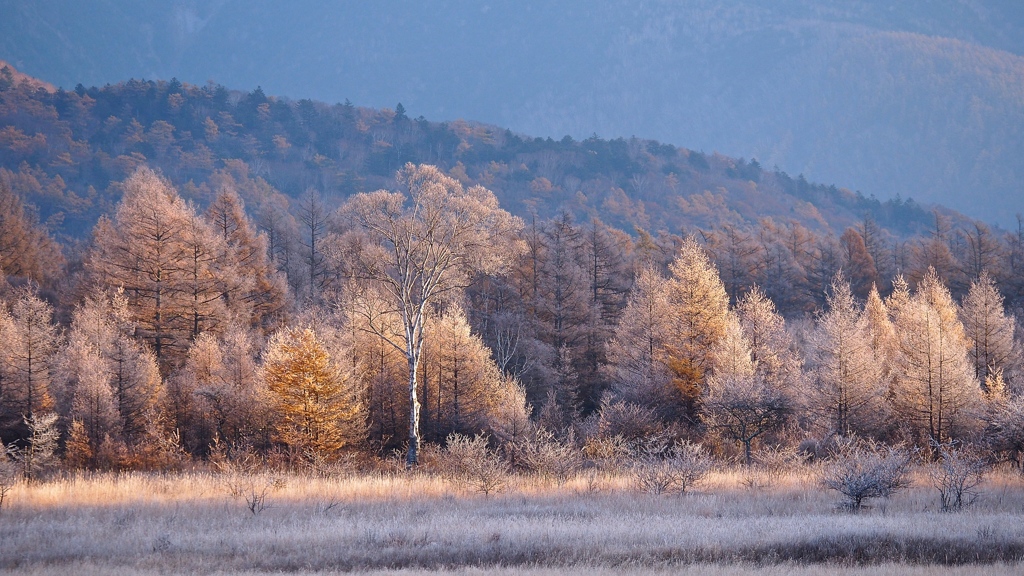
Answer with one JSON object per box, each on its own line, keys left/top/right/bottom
{"left": 630, "top": 440, "right": 713, "bottom": 495}
{"left": 223, "top": 474, "right": 286, "bottom": 516}
{"left": 596, "top": 401, "right": 666, "bottom": 441}
{"left": 440, "top": 433, "right": 509, "bottom": 496}
{"left": 513, "top": 428, "right": 584, "bottom": 485}
{"left": 929, "top": 442, "right": 989, "bottom": 512}
{"left": 582, "top": 435, "right": 630, "bottom": 471}
{"left": 0, "top": 457, "right": 16, "bottom": 512}
{"left": 821, "top": 439, "right": 913, "bottom": 511}
{"left": 742, "top": 445, "right": 798, "bottom": 489}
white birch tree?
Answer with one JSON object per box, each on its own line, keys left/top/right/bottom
{"left": 339, "top": 164, "right": 523, "bottom": 465}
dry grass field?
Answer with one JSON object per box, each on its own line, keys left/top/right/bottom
{"left": 1, "top": 466, "right": 1023, "bottom": 575}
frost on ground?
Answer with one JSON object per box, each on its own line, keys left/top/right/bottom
{"left": 1, "top": 468, "right": 1023, "bottom": 574}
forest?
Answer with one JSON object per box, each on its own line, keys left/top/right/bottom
{"left": 3, "top": 61, "right": 1024, "bottom": 575}
{"left": 1, "top": 65, "right": 1024, "bottom": 475}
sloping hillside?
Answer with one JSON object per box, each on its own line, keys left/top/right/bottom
{"left": 0, "top": 64, "right": 956, "bottom": 241}
{"left": 1, "top": 1, "right": 1021, "bottom": 224}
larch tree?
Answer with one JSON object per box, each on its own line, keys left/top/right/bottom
{"left": 178, "top": 325, "right": 266, "bottom": 452}
{"left": 53, "top": 318, "right": 119, "bottom": 455}
{"left": 420, "top": 305, "right": 529, "bottom": 440}
{"left": 262, "top": 326, "right": 364, "bottom": 458}
{"left": 606, "top": 265, "right": 675, "bottom": 416}
{"left": 87, "top": 167, "right": 193, "bottom": 367}
{"left": 840, "top": 227, "right": 879, "bottom": 300}
{"left": 702, "top": 315, "right": 790, "bottom": 464}
{"left": 298, "top": 189, "right": 329, "bottom": 302}
{"left": 808, "top": 275, "right": 890, "bottom": 438}
{"left": 339, "top": 163, "right": 523, "bottom": 465}
{"left": 0, "top": 288, "right": 59, "bottom": 428}
{"left": 577, "top": 218, "right": 633, "bottom": 413}
{"left": 892, "top": 268, "right": 981, "bottom": 448}
{"left": 206, "top": 187, "right": 289, "bottom": 332}
{"left": 0, "top": 179, "right": 62, "bottom": 284}
{"left": 53, "top": 291, "right": 161, "bottom": 448}
{"left": 864, "top": 285, "right": 896, "bottom": 361}
{"left": 181, "top": 208, "right": 228, "bottom": 340}
{"left": 534, "top": 213, "right": 590, "bottom": 414}
{"left": 663, "top": 236, "right": 731, "bottom": 418}
{"left": 959, "top": 272, "right": 1015, "bottom": 391}
{"left": 735, "top": 285, "right": 800, "bottom": 394}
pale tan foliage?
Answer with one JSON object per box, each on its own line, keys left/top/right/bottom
{"left": 712, "top": 315, "right": 755, "bottom": 381}
{"left": 892, "top": 269, "right": 982, "bottom": 445}
{"left": 735, "top": 285, "right": 800, "bottom": 393}
{"left": 420, "top": 306, "right": 528, "bottom": 439}
{"left": 88, "top": 168, "right": 231, "bottom": 366}
{"left": 809, "top": 276, "right": 891, "bottom": 438}
{"left": 205, "top": 187, "right": 289, "bottom": 332}
{"left": 664, "top": 236, "right": 731, "bottom": 387}
{"left": 0, "top": 288, "right": 60, "bottom": 423}
{"left": 340, "top": 163, "right": 524, "bottom": 464}
{"left": 821, "top": 438, "right": 914, "bottom": 511}
{"left": 53, "top": 291, "right": 161, "bottom": 448}
{"left": 959, "top": 272, "right": 1015, "bottom": 390}
{"left": 2, "top": 468, "right": 1024, "bottom": 572}
{"left": 606, "top": 265, "right": 675, "bottom": 413}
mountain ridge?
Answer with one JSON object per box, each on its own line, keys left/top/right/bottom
{"left": 0, "top": 61, "right": 970, "bottom": 245}
{"left": 2, "top": 1, "right": 1019, "bottom": 224}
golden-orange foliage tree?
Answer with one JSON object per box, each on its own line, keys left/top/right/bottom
{"left": 262, "top": 327, "right": 364, "bottom": 458}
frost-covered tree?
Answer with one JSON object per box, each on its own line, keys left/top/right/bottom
{"left": 339, "top": 163, "right": 522, "bottom": 465}
{"left": 421, "top": 306, "right": 529, "bottom": 441}
{"left": 53, "top": 291, "right": 161, "bottom": 449}
{"left": 892, "top": 269, "right": 981, "bottom": 447}
{"left": 206, "top": 187, "right": 289, "bottom": 332}
{"left": 959, "top": 272, "right": 1015, "bottom": 390}
{"left": 0, "top": 288, "right": 59, "bottom": 432}
{"left": 809, "top": 275, "right": 890, "bottom": 438}
{"left": 735, "top": 285, "right": 800, "bottom": 394}
{"left": 606, "top": 265, "right": 675, "bottom": 419}
{"left": 663, "top": 236, "right": 731, "bottom": 415}
{"left": 703, "top": 317, "right": 789, "bottom": 464}
{"left": 88, "top": 168, "right": 197, "bottom": 366}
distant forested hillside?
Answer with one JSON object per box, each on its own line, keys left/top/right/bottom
{"left": 1, "top": 1, "right": 1022, "bottom": 225}
{"left": 0, "top": 64, "right": 953, "bottom": 241}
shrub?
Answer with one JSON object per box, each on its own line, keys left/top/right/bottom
{"left": 821, "top": 438, "right": 913, "bottom": 511}
{"left": 742, "top": 444, "right": 798, "bottom": 489}
{"left": 929, "top": 442, "right": 989, "bottom": 512}
{"left": 630, "top": 440, "right": 713, "bottom": 495}
{"left": 513, "top": 428, "right": 584, "bottom": 485}
{"left": 582, "top": 435, "right": 630, "bottom": 471}
{"left": 223, "top": 474, "right": 285, "bottom": 516}
{"left": 440, "top": 433, "right": 509, "bottom": 496}
{"left": 0, "top": 457, "right": 16, "bottom": 512}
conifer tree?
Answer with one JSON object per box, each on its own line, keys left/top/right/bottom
{"left": 703, "top": 316, "right": 789, "bottom": 464}
{"left": 207, "top": 187, "right": 289, "bottom": 331}
{"left": 809, "top": 275, "right": 890, "bottom": 437}
{"left": 663, "top": 236, "right": 731, "bottom": 416}
{"left": 0, "top": 288, "right": 59, "bottom": 432}
{"left": 959, "top": 272, "right": 1015, "bottom": 389}
{"left": 607, "top": 265, "right": 675, "bottom": 415}
{"left": 893, "top": 269, "right": 981, "bottom": 447}
{"left": 263, "top": 327, "right": 364, "bottom": 457}
{"left": 88, "top": 168, "right": 193, "bottom": 366}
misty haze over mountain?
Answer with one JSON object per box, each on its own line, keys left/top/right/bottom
{"left": 2, "top": 0, "right": 1022, "bottom": 225}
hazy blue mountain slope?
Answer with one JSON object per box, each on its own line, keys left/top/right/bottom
{"left": 0, "top": 0, "right": 1022, "bottom": 225}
